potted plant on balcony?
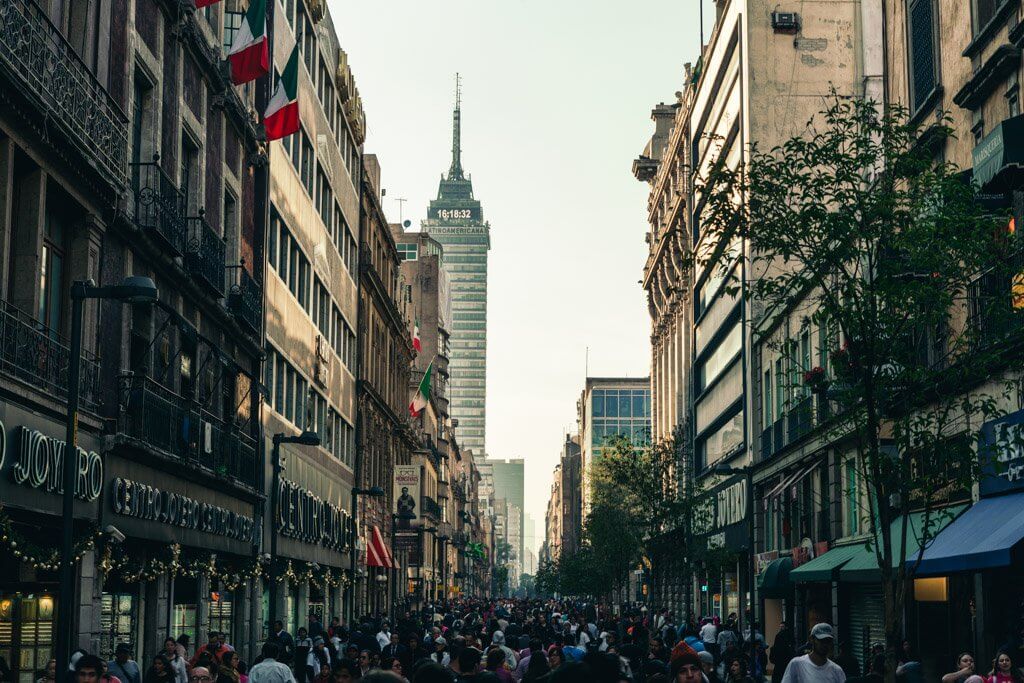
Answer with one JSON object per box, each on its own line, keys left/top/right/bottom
{"left": 803, "top": 366, "right": 830, "bottom": 395}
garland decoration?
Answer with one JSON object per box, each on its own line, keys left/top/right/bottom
{"left": 0, "top": 506, "right": 100, "bottom": 571}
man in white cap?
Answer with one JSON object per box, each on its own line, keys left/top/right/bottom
{"left": 780, "top": 624, "right": 846, "bottom": 683}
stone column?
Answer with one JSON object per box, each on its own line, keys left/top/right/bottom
{"left": 0, "top": 138, "right": 15, "bottom": 300}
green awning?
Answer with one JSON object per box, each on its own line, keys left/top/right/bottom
{"left": 839, "top": 505, "right": 966, "bottom": 583}
{"left": 790, "top": 543, "right": 864, "bottom": 582}
{"left": 757, "top": 557, "right": 793, "bottom": 598}
{"left": 973, "top": 114, "right": 1024, "bottom": 188}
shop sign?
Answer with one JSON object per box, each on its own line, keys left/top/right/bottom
{"left": 277, "top": 478, "right": 353, "bottom": 551}
{"left": 716, "top": 479, "right": 747, "bottom": 529}
{"left": 0, "top": 422, "right": 103, "bottom": 501}
{"left": 755, "top": 550, "right": 779, "bottom": 575}
{"left": 394, "top": 528, "right": 422, "bottom": 566}
{"left": 791, "top": 545, "right": 811, "bottom": 568}
{"left": 111, "top": 477, "right": 254, "bottom": 541}
{"left": 813, "top": 541, "right": 829, "bottom": 558}
{"left": 980, "top": 410, "right": 1024, "bottom": 497}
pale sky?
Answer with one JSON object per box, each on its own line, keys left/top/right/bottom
{"left": 328, "top": 0, "right": 705, "bottom": 554}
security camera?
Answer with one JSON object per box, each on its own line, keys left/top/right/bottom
{"left": 104, "top": 525, "right": 126, "bottom": 544}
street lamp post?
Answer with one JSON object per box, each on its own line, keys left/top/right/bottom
{"left": 437, "top": 534, "right": 449, "bottom": 606}
{"left": 713, "top": 462, "right": 756, "bottom": 631}
{"left": 57, "top": 276, "right": 158, "bottom": 672}
{"left": 268, "top": 430, "right": 320, "bottom": 628}
{"left": 349, "top": 486, "right": 385, "bottom": 621}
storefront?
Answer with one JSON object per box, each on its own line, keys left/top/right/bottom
{"left": 790, "top": 507, "right": 964, "bottom": 672}
{"left": 0, "top": 409, "right": 103, "bottom": 683}
{"left": 910, "top": 409, "right": 1024, "bottom": 664}
{"left": 694, "top": 474, "right": 749, "bottom": 622}
{"left": 267, "top": 461, "right": 354, "bottom": 637}
{"left": 100, "top": 453, "right": 261, "bottom": 661}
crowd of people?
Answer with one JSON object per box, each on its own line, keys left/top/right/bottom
{"left": 42, "top": 599, "right": 1024, "bottom": 683}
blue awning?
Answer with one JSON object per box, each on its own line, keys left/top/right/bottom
{"left": 909, "top": 492, "right": 1024, "bottom": 575}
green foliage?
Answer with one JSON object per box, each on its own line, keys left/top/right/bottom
{"left": 698, "top": 93, "right": 1020, "bottom": 661}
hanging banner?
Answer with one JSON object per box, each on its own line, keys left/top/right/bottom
{"left": 394, "top": 465, "right": 420, "bottom": 529}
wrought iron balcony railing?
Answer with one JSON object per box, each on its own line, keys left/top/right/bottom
{"left": 199, "top": 408, "right": 257, "bottom": 487}
{"left": 131, "top": 160, "right": 187, "bottom": 254}
{"left": 0, "top": 0, "right": 129, "bottom": 192}
{"left": 118, "top": 374, "right": 257, "bottom": 487}
{"left": 119, "top": 374, "right": 197, "bottom": 459}
{"left": 185, "top": 215, "right": 226, "bottom": 298}
{"left": 228, "top": 267, "right": 261, "bottom": 333}
{"left": 787, "top": 396, "right": 813, "bottom": 443}
{"left": 421, "top": 495, "right": 442, "bottom": 521}
{"left": 0, "top": 299, "right": 101, "bottom": 409}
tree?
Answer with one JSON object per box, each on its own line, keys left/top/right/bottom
{"left": 698, "top": 94, "right": 1017, "bottom": 680}
{"left": 587, "top": 435, "right": 715, "bottom": 606}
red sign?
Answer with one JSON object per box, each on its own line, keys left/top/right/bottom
{"left": 791, "top": 546, "right": 811, "bottom": 568}
{"left": 814, "top": 541, "right": 830, "bottom": 558}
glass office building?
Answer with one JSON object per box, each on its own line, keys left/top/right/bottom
{"left": 578, "top": 377, "right": 651, "bottom": 511}
{"left": 422, "top": 97, "right": 491, "bottom": 455}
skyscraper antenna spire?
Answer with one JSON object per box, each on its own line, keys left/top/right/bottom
{"left": 449, "top": 73, "right": 464, "bottom": 180}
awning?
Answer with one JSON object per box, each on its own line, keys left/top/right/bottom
{"left": 972, "top": 113, "right": 1024, "bottom": 188}
{"left": 764, "top": 461, "right": 818, "bottom": 501}
{"left": 790, "top": 543, "right": 863, "bottom": 582}
{"left": 839, "top": 506, "right": 965, "bottom": 582}
{"left": 907, "top": 492, "right": 1024, "bottom": 575}
{"left": 366, "top": 525, "right": 395, "bottom": 568}
{"left": 757, "top": 557, "right": 793, "bottom": 598}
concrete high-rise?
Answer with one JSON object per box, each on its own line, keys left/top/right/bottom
{"left": 422, "top": 78, "right": 491, "bottom": 455}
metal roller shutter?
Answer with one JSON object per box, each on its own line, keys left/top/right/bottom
{"left": 845, "top": 584, "right": 886, "bottom": 672}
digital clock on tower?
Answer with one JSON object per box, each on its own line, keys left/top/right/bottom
{"left": 436, "top": 208, "right": 475, "bottom": 220}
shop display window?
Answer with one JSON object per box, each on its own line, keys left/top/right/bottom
{"left": 208, "top": 586, "right": 233, "bottom": 644}
{"left": 173, "top": 577, "right": 198, "bottom": 644}
{"left": 0, "top": 593, "right": 55, "bottom": 683}
{"left": 99, "top": 592, "right": 137, "bottom": 660}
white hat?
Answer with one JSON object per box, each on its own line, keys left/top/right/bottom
{"left": 810, "top": 623, "right": 835, "bottom": 641}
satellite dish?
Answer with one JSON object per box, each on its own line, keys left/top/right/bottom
{"left": 403, "top": 220, "right": 412, "bottom": 228}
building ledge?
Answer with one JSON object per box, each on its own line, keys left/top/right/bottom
{"left": 954, "top": 44, "right": 1021, "bottom": 111}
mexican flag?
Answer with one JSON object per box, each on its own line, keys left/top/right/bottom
{"left": 409, "top": 362, "right": 432, "bottom": 417}
{"left": 227, "top": 0, "right": 268, "bottom": 85}
{"left": 264, "top": 46, "right": 299, "bottom": 141}
{"left": 412, "top": 319, "right": 422, "bottom": 353}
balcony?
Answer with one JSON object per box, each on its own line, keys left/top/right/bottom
{"left": 0, "top": 0, "right": 129, "bottom": 193}
{"left": 118, "top": 374, "right": 257, "bottom": 487}
{"left": 185, "top": 215, "right": 226, "bottom": 298}
{"left": 968, "top": 250, "right": 1024, "bottom": 345}
{"left": 787, "top": 397, "right": 813, "bottom": 442}
{"left": 421, "top": 495, "right": 442, "bottom": 521}
{"left": 760, "top": 425, "right": 773, "bottom": 460}
{"left": 437, "top": 479, "right": 450, "bottom": 500}
{"left": 131, "top": 160, "right": 186, "bottom": 254}
{"left": 0, "top": 300, "right": 101, "bottom": 409}
{"left": 228, "top": 267, "right": 261, "bottom": 334}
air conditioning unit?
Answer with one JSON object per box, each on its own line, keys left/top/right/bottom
{"left": 771, "top": 11, "right": 799, "bottom": 33}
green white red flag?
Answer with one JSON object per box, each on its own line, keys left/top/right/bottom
{"left": 409, "top": 362, "right": 433, "bottom": 417}
{"left": 228, "top": 0, "right": 268, "bottom": 85}
{"left": 264, "top": 46, "right": 299, "bottom": 141}
{"left": 412, "top": 319, "right": 422, "bottom": 353}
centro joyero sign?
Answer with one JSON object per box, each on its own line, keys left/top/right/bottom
{"left": 0, "top": 421, "right": 103, "bottom": 501}
{"left": 112, "top": 478, "right": 255, "bottom": 541}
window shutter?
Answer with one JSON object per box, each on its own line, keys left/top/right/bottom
{"left": 910, "top": 0, "right": 937, "bottom": 111}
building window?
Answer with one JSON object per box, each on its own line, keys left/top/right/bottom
{"left": 181, "top": 134, "right": 200, "bottom": 217}
{"left": 844, "top": 458, "right": 860, "bottom": 536}
{"left": 762, "top": 368, "right": 773, "bottom": 428}
{"left": 398, "top": 243, "right": 418, "bottom": 261}
{"left": 1007, "top": 72, "right": 1020, "bottom": 118}
{"left": 39, "top": 197, "right": 69, "bottom": 336}
{"left": 222, "top": 10, "right": 244, "bottom": 54}
{"left": 907, "top": 0, "right": 938, "bottom": 114}
{"left": 973, "top": 0, "right": 1004, "bottom": 33}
